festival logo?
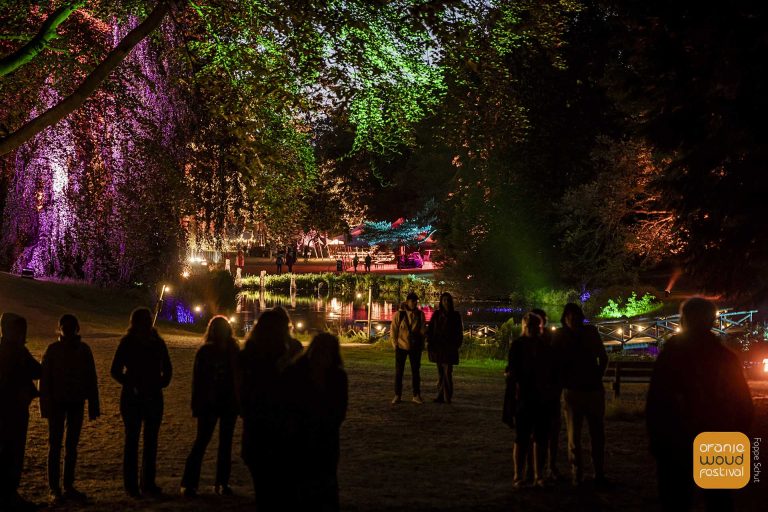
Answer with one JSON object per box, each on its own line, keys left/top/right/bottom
{"left": 694, "top": 432, "right": 750, "bottom": 489}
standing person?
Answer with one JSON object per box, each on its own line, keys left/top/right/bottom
{"left": 553, "top": 303, "right": 608, "bottom": 488}
{"left": 503, "top": 313, "right": 557, "bottom": 488}
{"left": 272, "top": 306, "right": 304, "bottom": 359}
{"left": 239, "top": 310, "right": 292, "bottom": 510}
{"left": 286, "top": 250, "right": 295, "bottom": 274}
{"left": 353, "top": 254, "right": 359, "bottom": 273}
{"left": 426, "top": 292, "right": 463, "bottom": 403}
{"left": 0, "top": 313, "right": 41, "bottom": 511}
{"left": 364, "top": 253, "right": 372, "bottom": 272}
{"left": 236, "top": 247, "right": 245, "bottom": 271}
{"left": 647, "top": 298, "right": 753, "bottom": 512}
{"left": 181, "top": 316, "right": 240, "bottom": 497}
{"left": 531, "top": 308, "right": 562, "bottom": 481}
{"left": 390, "top": 292, "right": 427, "bottom": 405}
{"left": 275, "top": 253, "right": 284, "bottom": 275}
{"left": 110, "top": 308, "right": 173, "bottom": 498}
{"left": 40, "top": 314, "right": 100, "bottom": 504}
{"left": 283, "top": 333, "right": 348, "bottom": 511}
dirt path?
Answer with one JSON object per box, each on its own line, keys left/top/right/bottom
{"left": 15, "top": 341, "right": 768, "bottom": 511}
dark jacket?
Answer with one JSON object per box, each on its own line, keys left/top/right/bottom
{"left": 552, "top": 325, "right": 607, "bottom": 391}
{"left": 191, "top": 341, "right": 240, "bottom": 417}
{"left": 40, "top": 335, "right": 100, "bottom": 418}
{"left": 0, "top": 340, "right": 41, "bottom": 411}
{"left": 110, "top": 330, "right": 172, "bottom": 399}
{"left": 426, "top": 309, "right": 464, "bottom": 365}
{"left": 646, "top": 332, "right": 754, "bottom": 457}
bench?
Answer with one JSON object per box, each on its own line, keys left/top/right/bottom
{"left": 602, "top": 360, "right": 655, "bottom": 397}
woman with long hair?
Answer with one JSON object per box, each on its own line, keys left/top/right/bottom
{"left": 180, "top": 316, "right": 240, "bottom": 497}
{"left": 110, "top": 308, "right": 172, "bottom": 497}
{"left": 426, "top": 292, "right": 463, "bottom": 403}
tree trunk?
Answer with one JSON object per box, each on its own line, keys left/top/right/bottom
{"left": 0, "top": 1, "right": 85, "bottom": 77}
{"left": 0, "top": 1, "right": 177, "bottom": 156}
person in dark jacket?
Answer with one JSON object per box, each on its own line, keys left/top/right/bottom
{"left": 282, "top": 333, "right": 348, "bottom": 511}
{"left": 426, "top": 292, "right": 463, "bottom": 403}
{"left": 40, "top": 314, "right": 100, "bottom": 504}
{"left": 110, "top": 308, "right": 172, "bottom": 498}
{"left": 239, "top": 309, "right": 291, "bottom": 511}
{"left": 531, "top": 308, "right": 562, "bottom": 481}
{"left": 647, "top": 297, "right": 753, "bottom": 512}
{"left": 503, "top": 313, "right": 557, "bottom": 488}
{"left": 0, "top": 313, "right": 41, "bottom": 511}
{"left": 273, "top": 306, "right": 304, "bottom": 359}
{"left": 181, "top": 316, "right": 240, "bottom": 497}
{"left": 552, "top": 303, "right": 608, "bottom": 488}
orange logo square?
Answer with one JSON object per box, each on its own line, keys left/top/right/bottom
{"left": 693, "top": 432, "right": 750, "bottom": 489}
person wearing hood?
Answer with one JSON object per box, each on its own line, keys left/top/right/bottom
{"left": 110, "top": 308, "right": 172, "bottom": 498}
{"left": 0, "top": 312, "right": 41, "bottom": 511}
{"left": 39, "top": 314, "right": 100, "bottom": 504}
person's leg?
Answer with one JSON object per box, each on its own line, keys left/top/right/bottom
{"left": 444, "top": 364, "right": 454, "bottom": 403}
{"left": 548, "top": 396, "right": 562, "bottom": 477}
{"left": 47, "top": 404, "right": 66, "bottom": 494}
{"left": 435, "top": 363, "right": 445, "bottom": 401}
{"left": 121, "top": 407, "right": 142, "bottom": 494}
{"left": 216, "top": 414, "right": 237, "bottom": 487}
{"left": 394, "top": 348, "right": 407, "bottom": 398}
{"left": 656, "top": 453, "right": 693, "bottom": 512}
{"left": 409, "top": 349, "right": 422, "bottom": 397}
{"left": 585, "top": 390, "right": 606, "bottom": 480}
{"left": 63, "top": 402, "right": 85, "bottom": 491}
{"left": 141, "top": 395, "right": 164, "bottom": 491}
{"left": 532, "top": 405, "right": 551, "bottom": 483}
{"left": 703, "top": 490, "right": 734, "bottom": 512}
{"left": 563, "top": 390, "right": 585, "bottom": 484}
{"left": 513, "top": 411, "right": 533, "bottom": 484}
{"left": 181, "top": 414, "right": 217, "bottom": 491}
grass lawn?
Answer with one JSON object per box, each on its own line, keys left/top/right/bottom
{"left": 1, "top": 273, "right": 766, "bottom": 511}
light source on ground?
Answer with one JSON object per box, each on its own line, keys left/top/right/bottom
{"left": 296, "top": 321, "right": 304, "bottom": 330}
{"left": 675, "top": 327, "right": 681, "bottom": 332}
{"left": 550, "top": 326, "right": 556, "bottom": 331}
{"left": 194, "top": 305, "right": 202, "bottom": 313}
{"left": 229, "top": 316, "right": 236, "bottom": 323}
{"left": 617, "top": 328, "right": 623, "bottom": 335}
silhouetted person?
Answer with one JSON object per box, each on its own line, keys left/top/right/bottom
{"left": 503, "top": 313, "right": 557, "bottom": 487}
{"left": 236, "top": 247, "right": 245, "bottom": 270}
{"left": 391, "top": 293, "right": 427, "bottom": 405}
{"left": 0, "top": 313, "right": 41, "bottom": 511}
{"left": 239, "top": 310, "right": 291, "bottom": 510}
{"left": 353, "top": 254, "right": 359, "bottom": 272}
{"left": 40, "top": 314, "right": 100, "bottom": 504}
{"left": 181, "top": 316, "right": 240, "bottom": 497}
{"left": 283, "top": 333, "right": 348, "bottom": 511}
{"left": 286, "top": 251, "right": 295, "bottom": 273}
{"left": 531, "top": 308, "right": 562, "bottom": 481}
{"left": 364, "top": 254, "right": 372, "bottom": 272}
{"left": 647, "top": 298, "right": 754, "bottom": 512}
{"left": 272, "top": 306, "right": 304, "bottom": 359}
{"left": 426, "top": 292, "right": 463, "bottom": 403}
{"left": 553, "top": 303, "right": 608, "bottom": 487}
{"left": 110, "top": 308, "right": 172, "bottom": 497}
{"left": 276, "top": 253, "right": 284, "bottom": 274}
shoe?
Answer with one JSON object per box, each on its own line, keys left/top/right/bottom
{"left": 391, "top": 395, "right": 402, "bottom": 405}
{"left": 512, "top": 479, "right": 531, "bottom": 490}
{"left": 48, "top": 489, "right": 63, "bottom": 505}
{"left": 63, "top": 487, "right": 87, "bottom": 502}
{"left": 180, "top": 487, "right": 197, "bottom": 498}
{"left": 533, "top": 478, "right": 548, "bottom": 489}
{"left": 214, "top": 484, "right": 234, "bottom": 496}
{"left": 547, "top": 467, "right": 564, "bottom": 482}
{"left": 412, "top": 395, "right": 424, "bottom": 404}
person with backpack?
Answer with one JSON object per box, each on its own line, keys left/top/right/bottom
{"left": 40, "top": 314, "right": 100, "bottom": 504}
{"left": 426, "top": 292, "right": 463, "bottom": 403}
{"left": 390, "top": 293, "right": 427, "bottom": 405}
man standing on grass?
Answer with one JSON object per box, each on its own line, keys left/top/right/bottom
{"left": 646, "top": 297, "right": 753, "bottom": 512}
{"left": 391, "top": 293, "right": 427, "bottom": 405}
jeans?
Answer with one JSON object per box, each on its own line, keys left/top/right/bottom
{"left": 47, "top": 401, "right": 85, "bottom": 492}
{"left": 563, "top": 388, "right": 605, "bottom": 480}
{"left": 436, "top": 363, "right": 454, "bottom": 402}
{"left": 181, "top": 413, "right": 237, "bottom": 490}
{"left": 121, "top": 391, "right": 163, "bottom": 492}
{"left": 394, "top": 348, "right": 422, "bottom": 397}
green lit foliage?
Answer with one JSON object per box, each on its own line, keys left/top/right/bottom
{"left": 358, "top": 218, "right": 433, "bottom": 247}
{"left": 597, "top": 292, "right": 662, "bottom": 319}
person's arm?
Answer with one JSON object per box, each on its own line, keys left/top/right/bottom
{"left": 190, "top": 347, "right": 204, "bottom": 415}
{"left": 595, "top": 329, "right": 608, "bottom": 375}
{"left": 85, "top": 345, "right": 100, "bottom": 420}
{"left": 39, "top": 346, "right": 52, "bottom": 418}
{"left": 160, "top": 341, "right": 172, "bottom": 388}
{"left": 456, "top": 313, "right": 464, "bottom": 347}
{"left": 110, "top": 341, "right": 127, "bottom": 386}
{"left": 391, "top": 314, "right": 400, "bottom": 349}
{"left": 26, "top": 348, "right": 42, "bottom": 380}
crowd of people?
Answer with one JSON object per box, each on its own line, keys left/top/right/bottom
{"left": 0, "top": 295, "right": 757, "bottom": 512}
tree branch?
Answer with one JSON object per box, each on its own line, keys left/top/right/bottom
{"left": 0, "top": 1, "right": 85, "bottom": 77}
{"left": 0, "top": 1, "right": 177, "bottom": 156}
